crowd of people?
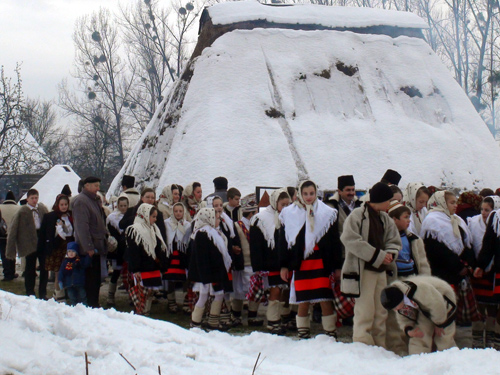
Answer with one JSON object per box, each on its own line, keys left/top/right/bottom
{"left": 1, "top": 170, "right": 500, "bottom": 356}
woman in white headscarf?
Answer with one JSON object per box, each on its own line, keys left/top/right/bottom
{"left": 421, "top": 191, "right": 474, "bottom": 288}
{"left": 402, "top": 183, "right": 431, "bottom": 236}
{"left": 250, "top": 188, "right": 290, "bottom": 334}
{"left": 188, "top": 208, "right": 232, "bottom": 330}
{"left": 182, "top": 182, "right": 207, "bottom": 219}
{"left": 473, "top": 195, "right": 500, "bottom": 348}
{"left": 162, "top": 202, "right": 191, "bottom": 313}
{"left": 126, "top": 203, "right": 168, "bottom": 316}
{"left": 106, "top": 193, "right": 129, "bottom": 306}
{"left": 158, "top": 184, "right": 191, "bottom": 221}
{"left": 279, "top": 180, "right": 342, "bottom": 339}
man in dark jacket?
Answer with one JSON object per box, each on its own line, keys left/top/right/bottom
{"left": 205, "top": 176, "right": 229, "bottom": 204}
{"left": 72, "top": 176, "right": 107, "bottom": 307}
{"left": 6, "top": 189, "right": 49, "bottom": 298}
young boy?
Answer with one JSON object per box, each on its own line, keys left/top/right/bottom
{"left": 232, "top": 194, "right": 259, "bottom": 327}
{"left": 386, "top": 200, "right": 431, "bottom": 354}
{"left": 224, "top": 188, "right": 242, "bottom": 222}
{"left": 58, "top": 242, "right": 91, "bottom": 306}
{"left": 6, "top": 189, "right": 49, "bottom": 298}
{"left": 381, "top": 275, "right": 457, "bottom": 355}
{"left": 341, "top": 182, "right": 401, "bottom": 348}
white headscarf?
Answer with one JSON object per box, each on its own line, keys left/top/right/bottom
{"left": 485, "top": 195, "right": 500, "bottom": 237}
{"left": 402, "top": 182, "right": 428, "bottom": 236}
{"left": 158, "top": 184, "right": 180, "bottom": 217}
{"left": 421, "top": 191, "right": 471, "bottom": 255}
{"left": 251, "top": 188, "right": 289, "bottom": 249}
{"left": 192, "top": 208, "right": 232, "bottom": 271}
{"left": 164, "top": 202, "right": 190, "bottom": 256}
{"left": 182, "top": 182, "right": 206, "bottom": 216}
{"left": 279, "top": 180, "right": 337, "bottom": 259}
{"left": 126, "top": 203, "right": 166, "bottom": 258}
{"left": 106, "top": 193, "right": 129, "bottom": 234}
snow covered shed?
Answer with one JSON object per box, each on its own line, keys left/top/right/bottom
{"left": 109, "top": 1, "right": 500, "bottom": 197}
{"left": 20, "top": 165, "right": 81, "bottom": 207}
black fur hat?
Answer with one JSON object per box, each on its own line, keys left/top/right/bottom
{"left": 370, "top": 182, "right": 394, "bottom": 204}
{"left": 5, "top": 191, "right": 16, "bottom": 201}
{"left": 338, "top": 175, "right": 355, "bottom": 190}
{"left": 61, "top": 184, "right": 72, "bottom": 196}
{"left": 381, "top": 169, "right": 402, "bottom": 186}
{"left": 121, "top": 175, "right": 135, "bottom": 189}
{"left": 381, "top": 286, "right": 404, "bottom": 310}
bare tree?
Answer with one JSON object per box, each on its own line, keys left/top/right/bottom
{"left": 60, "top": 8, "right": 136, "bottom": 168}
{"left": 119, "top": 0, "right": 200, "bottom": 130}
{"left": 22, "top": 98, "right": 67, "bottom": 164}
{"left": 0, "top": 65, "right": 50, "bottom": 178}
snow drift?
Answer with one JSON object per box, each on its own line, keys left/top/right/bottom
{"left": 1, "top": 290, "right": 499, "bottom": 375}
{"left": 109, "top": 1, "right": 500, "bottom": 197}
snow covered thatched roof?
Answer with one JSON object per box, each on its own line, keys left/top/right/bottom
{"left": 109, "top": 1, "right": 500, "bottom": 197}
{"left": 20, "top": 165, "right": 81, "bottom": 207}
{"left": 206, "top": 1, "right": 427, "bottom": 30}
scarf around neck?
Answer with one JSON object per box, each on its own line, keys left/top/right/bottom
{"left": 106, "top": 211, "right": 124, "bottom": 234}
{"left": 220, "top": 212, "right": 235, "bottom": 239}
{"left": 485, "top": 196, "right": 500, "bottom": 238}
{"left": 422, "top": 191, "right": 471, "bottom": 255}
{"left": 165, "top": 203, "right": 189, "bottom": 256}
{"left": 467, "top": 214, "right": 486, "bottom": 257}
{"left": 279, "top": 181, "right": 337, "bottom": 259}
{"left": 251, "top": 188, "right": 289, "bottom": 249}
{"left": 192, "top": 208, "right": 232, "bottom": 271}
{"left": 126, "top": 203, "right": 166, "bottom": 259}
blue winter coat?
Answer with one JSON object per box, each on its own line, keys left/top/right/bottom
{"left": 58, "top": 255, "right": 91, "bottom": 288}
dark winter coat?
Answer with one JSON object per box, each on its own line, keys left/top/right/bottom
{"left": 279, "top": 221, "right": 343, "bottom": 273}
{"left": 205, "top": 189, "right": 228, "bottom": 203}
{"left": 188, "top": 231, "right": 230, "bottom": 287}
{"left": 72, "top": 190, "right": 107, "bottom": 255}
{"left": 6, "top": 203, "right": 49, "bottom": 259}
{"left": 250, "top": 220, "right": 280, "bottom": 272}
{"left": 120, "top": 204, "right": 167, "bottom": 242}
{"left": 39, "top": 211, "right": 74, "bottom": 257}
{"left": 457, "top": 207, "right": 480, "bottom": 223}
{"left": 220, "top": 217, "right": 242, "bottom": 271}
{"left": 477, "top": 211, "right": 500, "bottom": 273}
{"left": 126, "top": 236, "right": 168, "bottom": 275}
{"left": 107, "top": 223, "right": 126, "bottom": 264}
{"left": 423, "top": 227, "right": 475, "bottom": 286}
{"left": 58, "top": 255, "right": 92, "bottom": 288}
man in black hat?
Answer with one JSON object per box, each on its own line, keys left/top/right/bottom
{"left": 204, "top": 176, "right": 229, "bottom": 204}
{"left": 121, "top": 174, "right": 140, "bottom": 207}
{"left": 0, "top": 191, "right": 19, "bottom": 281}
{"left": 381, "top": 169, "right": 402, "bottom": 186}
{"left": 381, "top": 275, "right": 456, "bottom": 355}
{"left": 326, "top": 175, "right": 361, "bottom": 236}
{"left": 340, "top": 182, "right": 402, "bottom": 348}
{"left": 72, "top": 176, "right": 107, "bottom": 307}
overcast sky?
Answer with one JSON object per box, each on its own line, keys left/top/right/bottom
{"left": 1, "top": 0, "right": 122, "bottom": 105}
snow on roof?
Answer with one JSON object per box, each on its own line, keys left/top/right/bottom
{"left": 20, "top": 165, "right": 81, "bottom": 207}
{"left": 110, "top": 26, "right": 500, "bottom": 197}
{"left": 207, "top": 1, "right": 428, "bottom": 30}
{"left": 1, "top": 291, "right": 499, "bottom": 374}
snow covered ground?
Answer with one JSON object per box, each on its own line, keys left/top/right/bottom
{"left": 1, "top": 290, "right": 499, "bottom": 375}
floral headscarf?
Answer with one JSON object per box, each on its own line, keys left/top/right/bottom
{"left": 126, "top": 203, "right": 166, "bottom": 258}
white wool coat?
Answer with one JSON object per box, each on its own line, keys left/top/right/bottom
{"left": 340, "top": 203, "right": 401, "bottom": 297}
